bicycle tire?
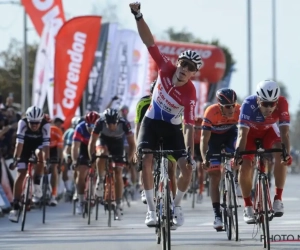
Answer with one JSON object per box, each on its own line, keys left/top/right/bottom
{"left": 95, "top": 198, "right": 99, "bottom": 220}
{"left": 155, "top": 177, "right": 161, "bottom": 244}
{"left": 191, "top": 171, "right": 196, "bottom": 209}
{"left": 42, "top": 175, "right": 48, "bottom": 224}
{"left": 108, "top": 200, "right": 111, "bottom": 227}
{"left": 21, "top": 177, "right": 30, "bottom": 231}
{"left": 221, "top": 178, "right": 230, "bottom": 238}
{"left": 87, "top": 175, "right": 93, "bottom": 225}
{"left": 262, "top": 176, "right": 271, "bottom": 250}
{"left": 162, "top": 181, "right": 171, "bottom": 250}
{"left": 228, "top": 172, "right": 239, "bottom": 241}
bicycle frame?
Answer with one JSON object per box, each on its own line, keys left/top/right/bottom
{"left": 253, "top": 155, "right": 273, "bottom": 220}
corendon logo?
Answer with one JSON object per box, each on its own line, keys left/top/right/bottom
{"left": 54, "top": 16, "right": 102, "bottom": 129}
{"left": 62, "top": 32, "right": 87, "bottom": 110}
{"left": 157, "top": 45, "right": 212, "bottom": 59}
{"left": 190, "top": 100, "right": 196, "bottom": 121}
{"left": 22, "top": 0, "right": 65, "bottom": 36}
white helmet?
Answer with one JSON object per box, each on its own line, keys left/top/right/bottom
{"left": 256, "top": 80, "right": 280, "bottom": 102}
{"left": 25, "top": 106, "right": 44, "bottom": 122}
{"left": 178, "top": 50, "right": 203, "bottom": 70}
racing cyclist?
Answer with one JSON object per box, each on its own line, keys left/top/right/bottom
{"left": 135, "top": 80, "right": 178, "bottom": 204}
{"left": 63, "top": 116, "right": 82, "bottom": 199}
{"left": 8, "top": 106, "right": 50, "bottom": 222}
{"left": 201, "top": 88, "right": 240, "bottom": 230}
{"left": 88, "top": 108, "right": 135, "bottom": 218}
{"left": 235, "top": 80, "right": 291, "bottom": 223}
{"left": 130, "top": 2, "right": 199, "bottom": 227}
{"left": 49, "top": 122, "right": 63, "bottom": 206}
{"left": 72, "top": 111, "right": 99, "bottom": 214}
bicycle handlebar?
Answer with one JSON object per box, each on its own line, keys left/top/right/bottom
{"left": 205, "top": 151, "right": 234, "bottom": 162}
{"left": 238, "top": 143, "right": 287, "bottom": 161}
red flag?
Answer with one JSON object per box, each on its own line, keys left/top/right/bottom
{"left": 21, "top": 0, "right": 65, "bottom": 36}
{"left": 54, "top": 16, "right": 102, "bottom": 129}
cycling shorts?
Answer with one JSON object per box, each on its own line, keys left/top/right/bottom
{"left": 207, "top": 127, "right": 237, "bottom": 170}
{"left": 137, "top": 117, "right": 186, "bottom": 161}
{"left": 194, "top": 143, "right": 203, "bottom": 162}
{"left": 96, "top": 135, "right": 125, "bottom": 164}
{"left": 17, "top": 142, "right": 43, "bottom": 170}
{"left": 243, "top": 124, "right": 281, "bottom": 161}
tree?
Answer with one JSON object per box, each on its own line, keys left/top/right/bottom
{"left": 0, "top": 39, "right": 37, "bottom": 106}
{"left": 165, "top": 28, "right": 235, "bottom": 79}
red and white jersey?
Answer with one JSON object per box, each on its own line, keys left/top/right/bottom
{"left": 145, "top": 44, "right": 197, "bottom": 125}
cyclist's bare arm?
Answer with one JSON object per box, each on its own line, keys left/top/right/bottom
{"left": 135, "top": 123, "right": 141, "bottom": 142}
{"left": 63, "top": 145, "right": 71, "bottom": 156}
{"left": 88, "top": 133, "right": 98, "bottom": 160}
{"left": 71, "top": 141, "right": 80, "bottom": 163}
{"left": 235, "top": 126, "right": 249, "bottom": 151}
{"left": 127, "top": 134, "right": 136, "bottom": 162}
{"left": 14, "top": 120, "right": 26, "bottom": 159}
{"left": 184, "top": 124, "right": 194, "bottom": 157}
{"left": 13, "top": 142, "right": 23, "bottom": 159}
{"left": 129, "top": 2, "right": 155, "bottom": 47}
{"left": 42, "top": 123, "right": 51, "bottom": 160}
{"left": 200, "top": 130, "right": 211, "bottom": 161}
{"left": 279, "top": 125, "right": 290, "bottom": 154}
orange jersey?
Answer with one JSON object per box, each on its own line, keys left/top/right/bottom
{"left": 202, "top": 104, "right": 241, "bottom": 134}
{"left": 194, "top": 117, "right": 203, "bottom": 144}
{"left": 50, "top": 125, "right": 63, "bottom": 148}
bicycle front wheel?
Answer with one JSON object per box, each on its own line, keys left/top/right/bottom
{"left": 162, "top": 182, "right": 171, "bottom": 250}
{"left": 21, "top": 177, "right": 31, "bottom": 231}
{"left": 87, "top": 175, "right": 93, "bottom": 225}
{"left": 228, "top": 172, "right": 239, "bottom": 241}
{"left": 42, "top": 175, "right": 48, "bottom": 224}
{"left": 262, "top": 176, "right": 271, "bottom": 250}
{"left": 191, "top": 170, "right": 196, "bottom": 209}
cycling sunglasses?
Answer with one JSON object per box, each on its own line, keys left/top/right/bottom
{"left": 86, "top": 123, "right": 95, "bottom": 128}
{"left": 260, "top": 101, "right": 277, "bottom": 108}
{"left": 178, "top": 60, "right": 197, "bottom": 72}
{"left": 28, "top": 121, "right": 41, "bottom": 125}
{"left": 220, "top": 103, "right": 236, "bottom": 109}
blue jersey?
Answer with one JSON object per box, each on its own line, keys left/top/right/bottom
{"left": 73, "top": 121, "right": 90, "bottom": 145}
{"left": 238, "top": 95, "right": 290, "bottom": 133}
{"left": 63, "top": 128, "right": 74, "bottom": 147}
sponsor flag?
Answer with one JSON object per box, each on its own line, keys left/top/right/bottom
{"left": 54, "top": 16, "right": 102, "bottom": 129}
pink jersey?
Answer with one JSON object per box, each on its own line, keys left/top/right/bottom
{"left": 146, "top": 44, "right": 196, "bottom": 125}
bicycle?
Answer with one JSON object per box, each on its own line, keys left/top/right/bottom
{"left": 93, "top": 154, "right": 127, "bottom": 227}
{"left": 206, "top": 145, "right": 240, "bottom": 241}
{"left": 11, "top": 154, "right": 37, "bottom": 231}
{"left": 238, "top": 139, "right": 287, "bottom": 250}
{"left": 138, "top": 139, "right": 191, "bottom": 250}
{"left": 82, "top": 160, "right": 97, "bottom": 225}
{"left": 41, "top": 157, "right": 60, "bottom": 224}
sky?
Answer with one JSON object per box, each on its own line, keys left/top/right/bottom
{"left": 0, "top": 0, "right": 299, "bottom": 114}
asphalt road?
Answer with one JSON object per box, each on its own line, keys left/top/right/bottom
{"left": 1, "top": 173, "right": 300, "bottom": 250}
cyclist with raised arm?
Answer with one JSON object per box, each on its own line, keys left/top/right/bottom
{"left": 8, "top": 106, "right": 50, "bottom": 222}
{"left": 135, "top": 80, "right": 178, "bottom": 204}
{"left": 200, "top": 88, "right": 240, "bottom": 230}
{"left": 72, "top": 111, "right": 99, "bottom": 214}
{"left": 88, "top": 108, "right": 135, "bottom": 219}
{"left": 235, "top": 80, "right": 291, "bottom": 224}
{"left": 129, "top": 2, "right": 199, "bottom": 228}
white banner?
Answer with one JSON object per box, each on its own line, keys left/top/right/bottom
{"left": 45, "top": 22, "right": 56, "bottom": 118}
{"left": 126, "top": 36, "right": 149, "bottom": 122}
{"left": 32, "top": 22, "right": 51, "bottom": 108}
{"left": 99, "top": 23, "right": 120, "bottom": 111}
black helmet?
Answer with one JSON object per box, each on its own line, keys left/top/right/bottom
{"left": 104, "top": 108, "right": 119, "bottom": 124}
{"left": 150, "top": 80, "right": 157, "bottom": 94}
{"left": 216, "top": 88, "right": 237, "bottom": 105}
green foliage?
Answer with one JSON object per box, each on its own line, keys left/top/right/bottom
{"left": 0, "top": 39, "right": 37, "bottom": 105}
{"left": 165, "top": 28, "right": 235, "bottom": 79}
